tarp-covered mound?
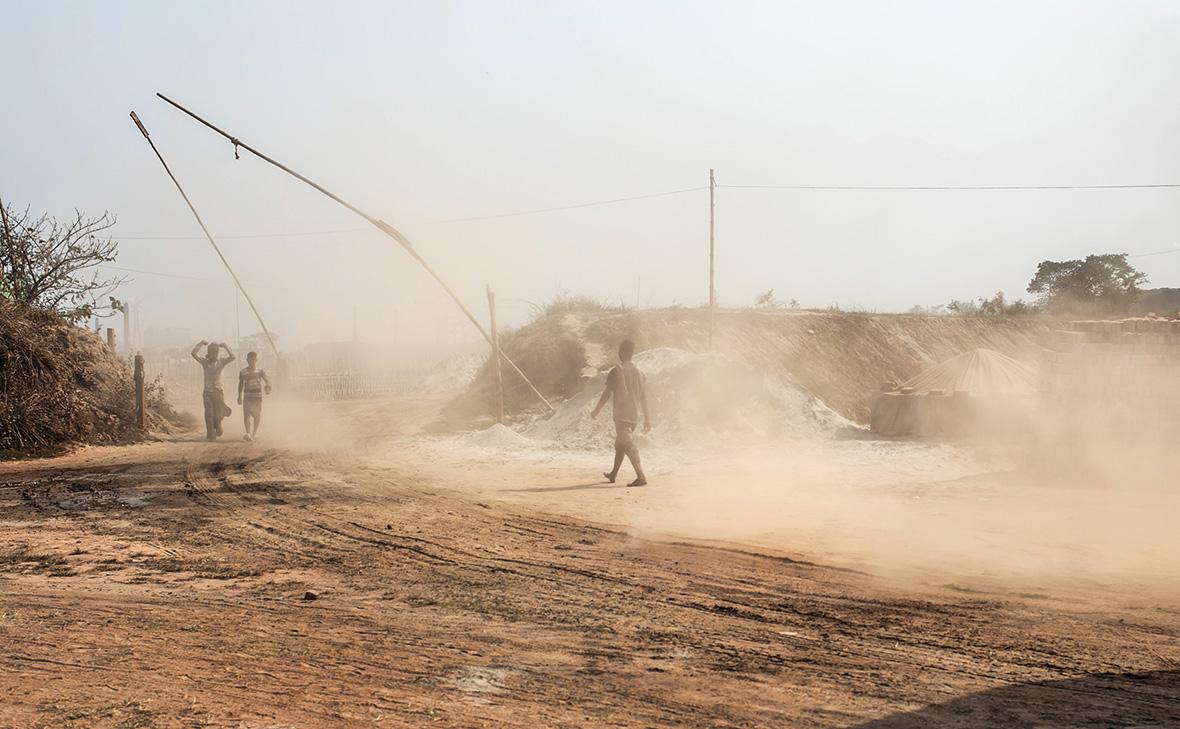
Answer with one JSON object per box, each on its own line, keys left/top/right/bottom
{"left": 871, "top": 348, "right": 1037, "bottom": 437}
{"left": 524, "top": 347, "right": 854, "bottom": 449}
{"left": 0, "top": 301, "right": 182, "bottom": 456}
{"left": 898, "top": 348, "right": 1036, "bottom": 397}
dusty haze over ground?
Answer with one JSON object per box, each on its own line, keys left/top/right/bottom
{"left": 3, "top": 1, "right": 1179, "bottom": 351}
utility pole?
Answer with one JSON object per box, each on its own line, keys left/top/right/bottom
{"left": 708, "top": 168, "right": 716, "bottom": 351}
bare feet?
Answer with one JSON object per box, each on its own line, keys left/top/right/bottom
{"left": 627, "top": 478, "right": 647, "bottom": 487}
{"left": 603, "top": 472, "right": 616, "bottom": 483}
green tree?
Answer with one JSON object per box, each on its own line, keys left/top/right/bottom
{"left": 753, "top": 288, "right": 782, "bottom": 309}
{"left": 1027, "top": 254, "right": 1146, "bottom": 315}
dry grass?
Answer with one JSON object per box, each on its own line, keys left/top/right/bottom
{"left": 0, "top": 300, "right": 184, "bottom": 457}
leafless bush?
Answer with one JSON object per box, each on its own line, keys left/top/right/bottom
{"left": 1, "top": 201, "right": 126, "bottom": 323}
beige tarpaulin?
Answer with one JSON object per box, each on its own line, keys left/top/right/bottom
{"left": 871, "top": 349, "right": 1037, "bottom": 437}
{"left": 899, "top": 348, "right": 1036, "bottom": 398}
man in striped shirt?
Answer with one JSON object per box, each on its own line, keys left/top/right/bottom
{"left": 237, "top": 351, "right": 272, "bottom": 442}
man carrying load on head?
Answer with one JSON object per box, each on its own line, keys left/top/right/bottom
{"left": 190, "top": 340, "right": 235, "bottom": 441}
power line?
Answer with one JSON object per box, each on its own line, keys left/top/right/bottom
{"left": 434, "top": 186, "right": 708, "bottom": 223}
{"left": 718, "top": 183, "right": 1180, "bottom": 191}
{"left": 108, "top": 186, "right": 708, "bottom": 237}
{"left": 108, "top": 179, "right": 1180, "bottom": 239}
{"left": 1129, "top": 248, "right": 1180, "bottom": 258}
{"left": 97, "top": 264, "right": 217, "bottom": 281}
{"left": 114, "top": 227, "right": 372, "bottom": 240}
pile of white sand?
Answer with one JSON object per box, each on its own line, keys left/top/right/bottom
{"left": 523, "top": 348, "right": 854, "bottom": 450}
{"left": 459, "top": 422, "right": 536, "bottom": 450}
{"left": 415, "top": 352, "right": 486, "bottom": 394}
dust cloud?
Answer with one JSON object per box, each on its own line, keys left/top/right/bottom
{"left": 165, "top": 321, "right": 1180, "bottom": 596}
{"left": 374, "top": 340, "right": 1180, "bottom": 596}
{"left": 621, "top": 360, "right": 1180, "bottom": 593}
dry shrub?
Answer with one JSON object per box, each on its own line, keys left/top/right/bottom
{"left": 0, "top": 300, "right": 185, "bottom": 457}
{"left": 441, "top": 314, "right": 588, "bottom": 426}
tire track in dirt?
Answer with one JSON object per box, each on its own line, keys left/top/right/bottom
{"left": 3, "top": 441, "right": 1179, "bottom": 727}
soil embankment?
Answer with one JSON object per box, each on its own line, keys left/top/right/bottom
{"left": 455, "top": 309, "right": 1053, "bottom": 424}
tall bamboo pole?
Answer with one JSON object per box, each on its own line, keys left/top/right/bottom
{"left": 154, "top": 93, "right": 554, "bottom": 412}
{"left": 129, "top": 111, "right": 281, "bottom": 362}
{"left": 486, "top": 285, "right": 504, "bottom": 424}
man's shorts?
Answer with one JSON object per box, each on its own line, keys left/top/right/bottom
{"left": 614, "top": 420, "right": 636, "bottom": 449}
{"left": 243, "top": 397, "right": 262, "bottom": 420}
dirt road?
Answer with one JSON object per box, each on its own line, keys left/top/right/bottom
{"left": 1, "top": 401, "right": 1178, "bottom": 727}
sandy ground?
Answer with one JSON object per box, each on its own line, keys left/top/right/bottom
{"left": 1, "top": 395, "right": 1178, "bottom": 728}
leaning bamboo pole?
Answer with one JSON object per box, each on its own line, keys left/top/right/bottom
{"left": 129, "top": 111, "right": 281, "bottom": 361}
{"left": 154, "top": 93, "right": 554, "bottom": 413}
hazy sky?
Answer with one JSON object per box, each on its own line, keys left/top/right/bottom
{"left": 3, "top": 0, "right": 1179, "bottom": 352}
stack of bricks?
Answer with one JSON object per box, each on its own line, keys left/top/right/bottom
{"left": 1041, "top": 317, "right": 1180, "bottom": 408}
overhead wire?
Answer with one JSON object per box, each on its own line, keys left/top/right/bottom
{"left": 434, "top": 186, "right": 708, "bottom": 222}
{"left": 718, "top": 183, "right": 1180, "bottom": 191}
{"left": 97, "top": 264, "right": 217, "bottom": 281}
{"left": 107, "top": 173, "right": 1180, "bottom": 278}
{"left": 114, "top": 227, "right": 371, "bottom": 240}
{"left": 110, "top": 179, "right": 1180, "bottom": 239}
{"left": 1129, "top": 248, "right": 1180, "bottom": 258}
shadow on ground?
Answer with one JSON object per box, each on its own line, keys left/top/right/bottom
{"left": 853, "top": 670, "right": 1180, "bottom": 728}
{"left": 502, "top": 481, "right": 624, "bottom": 494}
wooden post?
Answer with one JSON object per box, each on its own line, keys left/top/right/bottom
{"left": 487, "top": 285, "right": 504, "bottom": 423}
{"left": 708, "top": 168, "right": 716, "bottom": 351}
{"left": 133, "top": 354, "right": 146, "bottom": 429}
{"left": 0, "top": 193, "right": 9, "bottom": 297}
{"left": 122, "top": 302, "right": 132, "bottom": 354}
{"left": 106, "top": 327, "right": 116, "bottom": 351}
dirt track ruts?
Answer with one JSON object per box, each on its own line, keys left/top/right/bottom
{"left": 0, "top": 439, "right": 1178, "bottom": 728}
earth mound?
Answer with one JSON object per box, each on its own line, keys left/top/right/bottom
{"left": 445, "top": 307, "right": 1052, "bottom": 426}
{"left": 415, "top": 352, "right": 486, "bottom": 394}
{"left": 523, "top": 347, "right": 854, "bottom": 449}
